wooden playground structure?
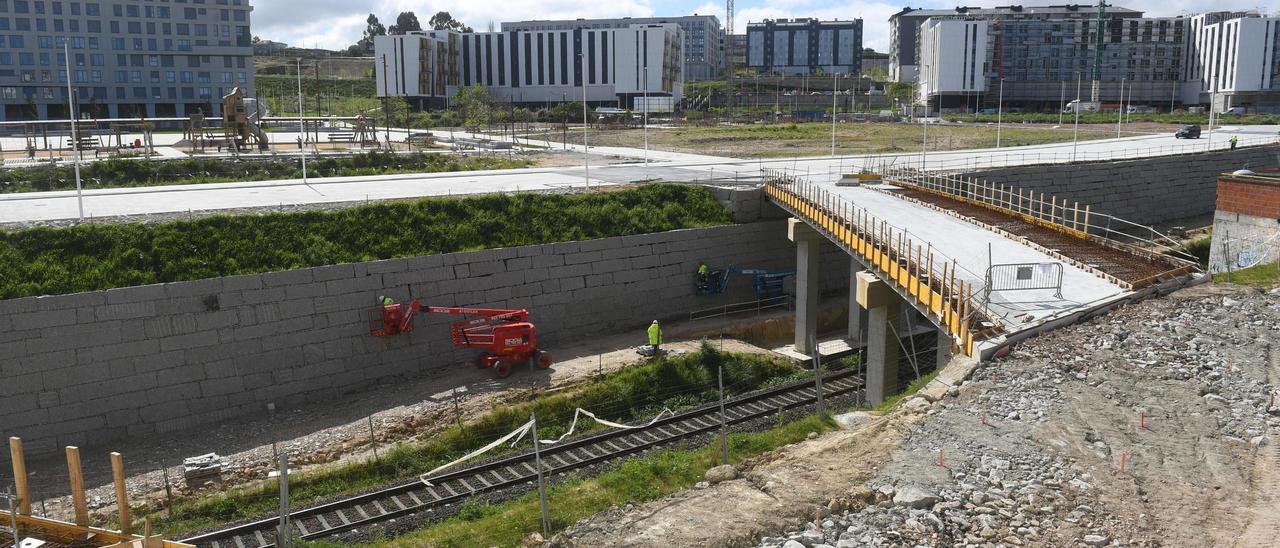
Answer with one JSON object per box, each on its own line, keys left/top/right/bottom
{"left": 3, "top": 437, "right": 193, "bottom": 548}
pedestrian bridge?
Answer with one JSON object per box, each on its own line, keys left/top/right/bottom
{"left": 763, "top": 167, "right": 1198, "bottom": 401}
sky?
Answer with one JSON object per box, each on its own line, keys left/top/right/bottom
{"left": 253, "top": 0, "right": 1270, "bottom": 54}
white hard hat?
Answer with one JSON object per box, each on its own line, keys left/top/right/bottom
{"left": 652, "top": 320, "right": 659, "bottom": 324}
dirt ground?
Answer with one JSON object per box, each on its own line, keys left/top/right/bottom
{"left": 13, "top": 305, "right": 810, "bottom": 527}
{"left": 536, "top": 122, "right": 1166, "bottom": 159}
{"left": 555, "top": 283, "right": 1280, "bottom": 548}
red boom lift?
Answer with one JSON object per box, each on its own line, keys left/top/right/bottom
{"left": 370, "top": 299, "right": 552, "bottom": 378}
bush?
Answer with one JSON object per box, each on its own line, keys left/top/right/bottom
{"left": 0, "top": 184, "right": 732, "bottom": 299}
{"left": 0, "top": 152, "right": 530, "bottom": 194}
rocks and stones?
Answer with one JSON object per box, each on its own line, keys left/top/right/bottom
{"left": 704, "top": 464, "right": 738, "bottom": 484}
{"left": 892, "top": 485, "right": 939, "bottom": 509}
{"left": 1083, "top": 533, "right": 1111, "bottom": 546}
{"left": 183, "top": 453, "right": 226, "bottom": 487}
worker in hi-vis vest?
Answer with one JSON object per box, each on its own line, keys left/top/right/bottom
{"left": 648, "top": 320, "right": 663, "bottom": 352}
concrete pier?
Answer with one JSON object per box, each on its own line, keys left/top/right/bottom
{"left": 789, "top": 218, "right": 822, "bottom": 355}
{"left": 858, "top": 271, "right": 901, "bottom": 405}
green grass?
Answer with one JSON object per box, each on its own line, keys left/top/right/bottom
{"left": 307, "top": 413, "right": 839, "bottom": 548}
{"left": 0, "top": 152, "right": 527, "bottom": 194}
{"left": 150, "top": 344, "right": 798, "bottom": 536}
{"left": 0, "top": 184, "right": 731, "bottom": 299}
{"left": 1214, "top": 261, "right": 1280, "bottom": 287}
{"left": 1168, "top": 236, "right": 1211, "bottom": 268}
{"left": 870, "top": 371, "right": 938, "bottom": 414}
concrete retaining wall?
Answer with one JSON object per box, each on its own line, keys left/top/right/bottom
{"left": 961, "top": 145, "right": 1278, "bottom": 226}
{"left": 0, "top": 221, "right": 849, "bottom": 456}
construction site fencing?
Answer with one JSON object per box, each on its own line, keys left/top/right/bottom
{"left": 900, "top": 134, "right": 1279, "bottom": 173}
{"left": 689, "top": 295, "right": 792, "bottom": 321}
{"left": 761, "top": 168, "right": 1001, "bottom": 357}
{"left": 877, "top": 166, "right": 1201, "bottom": 286}
{"left": 984, "top": 262, "right": 1065, "bottom": 305}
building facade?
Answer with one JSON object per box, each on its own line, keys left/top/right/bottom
{"left": 503, "top": 15, "right": 721, "bottom": 81}
{"left": 890, "top": 4, "right": 1144, "bottom": 83}
{"left": 375, "top": 23, "right": 684, "bottom": 109}
{"left": 0, "top": 0, "right": 255, "bottom": 122}
{"left": 907, "top": 6, "right": 1280, "bottom": 112}
{"left": 745, "top": 18, "right": 862, "bottom": 76}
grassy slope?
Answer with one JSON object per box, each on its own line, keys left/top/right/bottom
{"left": 0, "top": 185, "right": 730, "bottom": 299}
{"left": 1213, "top": 262, "right": 1280, "bottom": 287}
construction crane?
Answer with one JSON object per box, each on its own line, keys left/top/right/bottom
{"left": 1090, "top": 0, "right": 1108, "bottom": 103}
{"left": 369, "top": 299, "right": 552, "bottom": 379}
{"left": 725, "top": 0, "right": 734, "bottom": 76}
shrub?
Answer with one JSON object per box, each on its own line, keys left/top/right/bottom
{"left": 0, "top": 185, "right": 732, "bottom": 299}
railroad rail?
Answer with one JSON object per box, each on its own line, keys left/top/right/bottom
{"left": 181, "top": 369, "right": 865, "bottom": 548}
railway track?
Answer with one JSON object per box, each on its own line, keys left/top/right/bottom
{"left": 182, "top": 368, "right": 865, "bottom": 548}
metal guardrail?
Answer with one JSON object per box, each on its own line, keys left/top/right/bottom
{"left": 910, "top": 135, "right": 1279, "bottom": 172}
{"left": 762, "top": 169, "right": 1000, "bottom": 357}
{"left": 689, "top": 295, "right": 791, "bottom": 321}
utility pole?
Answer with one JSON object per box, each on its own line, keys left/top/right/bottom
{"left": 580, "top": 51, "right": 589, "bottom": 190}
{"left": 830, "top": 69, "right": 838, "bottom": 157}
{"left": 1116, "top": 78, "right": 1124, "bottom": 138}
{"left": 277, "top": 453, "right": 291, "bottom": 548}
{"left": 1073, "top": 72, "right": 1082, "bottom": 161}
{"left": 996, "top": 78, "right": 1005, "bottom": 148}
{"left": 643, "top": 65, "right": 649, "bottom": 172}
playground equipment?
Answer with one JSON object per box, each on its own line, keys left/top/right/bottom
{"left": 369, "top": 299, "right": 552, "bottom": 378}
{"left": 222, "top": 87, "right": 269, "bottom": 152}
{"left": 696, "top": 266, "right": 793, "bottom": 298}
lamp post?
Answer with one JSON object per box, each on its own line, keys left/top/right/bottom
{"left": 1058, "top": 80, "right": 1065, "bottom": 125}
{"left": 63, "top": 42, "right": 84, "bottom": 221}
{"left": 580, "top": 51, "right": 589, "bottom": 190}
{"left": 643, "top": 65, "right": 649, "bottom": 172}
{"left": 996, "top": 78, "right": 1005, "bottom": 148}
{"left": 380, "top": 54, "right": 391, "bottom": 145}
{"left": 1072, "top": 72, "right": 1082, "bottom": 161}
{"left": 830, "top": 69, "right": 838, "bottom": 158}
{"left": 1116, "top": 78, "right": 1124, "bottom": 138}
{"left": 297, "top": 58, "right": 308, "bottom": 184}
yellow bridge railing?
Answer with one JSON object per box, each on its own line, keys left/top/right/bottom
{"left": 763, "top": 169, "right": 1000, "bottom": 357}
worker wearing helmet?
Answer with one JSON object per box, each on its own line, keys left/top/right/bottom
{"left": 380, "top": 296, "right": 395, "bottom": 306}
{"left": 697, "top": 262, "right": 710, "bottom": 291}
{"left": 648, "top": 320, "right": 663, "bottom": 353}
{"left": 1230, "top": 135, "right": 1239, "bottom": 150}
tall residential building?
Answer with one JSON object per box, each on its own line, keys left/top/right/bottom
{"left": 0, "top": 0, "right": 255, "bottom": 122}
{"left": 912, "top": 7, "right": 1280, "bottom": 112}
{"left": 745, "top": 18, "right": 863, "bottom": 76}
{"left": 375, "top": 23, "right": 684, "bottom": 108}
{"left": 889, "top": 4, "right": 1144, "bottom": 82}
{"left": 728, "top": 34, "right": 746, "bottom": 72}
{"left": 502, "top": 15, "right": 722, "bottom": 81}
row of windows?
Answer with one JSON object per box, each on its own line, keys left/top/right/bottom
{"left": 0, "top": 17, "right": 247, "bottom": 42}
{"left": 0, "top": 0, "right": 247, "bottom": 14}
{"left": 0, "top": 84, "right": 236, "bottom": 101}
{"left": 0, "top": 47, "right": 245, "bottom": 67}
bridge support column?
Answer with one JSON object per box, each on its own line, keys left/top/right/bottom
{"left": 858, "top": 271, "right": 900, "bottom": 406}
{"left": 789, "top": 218, "right": 822, "bottom": 355}
{"left": 848, "top": 261, "right": 867, "bottom": 344}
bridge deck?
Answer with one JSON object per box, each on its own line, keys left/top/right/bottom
{"left": 883, "top": 186, "right": 1182, "bottom": 286}
{"left": 825, "top": 184, "right": 1128, "bottom": 333}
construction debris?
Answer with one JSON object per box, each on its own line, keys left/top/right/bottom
{"left": 182, "top": 454, "right": 226, "bottom": 487}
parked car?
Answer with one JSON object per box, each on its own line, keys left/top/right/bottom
{"left": 1175, "top": 124, "right": 1201, "bottom": 139}
{"left": 1223, "top": 106, "right": 1246, "bottom": 115}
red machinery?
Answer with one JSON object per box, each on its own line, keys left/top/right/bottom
{"left": 370, "top": 299, "right": 552, "bottom": 378}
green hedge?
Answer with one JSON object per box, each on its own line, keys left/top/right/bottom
{"left": 0, "top": 152, "right": 530, "bottom": 193}
{"left": 0, "top": 185, "right": 731, "bottom": 299}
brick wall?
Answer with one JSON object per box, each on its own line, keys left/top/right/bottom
{"left": 961, "top": 145, "right": 1279, "bottom": 226}
{"left": 1217, "top": 177, "right": 1280, "bottom": 219}
{"left": 0, "top": 221, "right": 850, "bottom": 456}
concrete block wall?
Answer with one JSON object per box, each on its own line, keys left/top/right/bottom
{"left": 0, "top": 221, "right": 849, "bottom": 456}
{"left": 960, "top": 146, "right": 1278, "bottom": 226}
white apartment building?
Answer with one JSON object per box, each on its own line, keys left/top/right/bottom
{"left": 916, "top": 19, "right": 989, "bottom": 106}
{"left": 375, "top": 23, "right": 683, "bottom": 109}
{"left": 1184, "top": 12, "right": 1280, "bottom": 111}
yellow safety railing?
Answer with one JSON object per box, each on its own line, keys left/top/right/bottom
{"left": 762, "top": 169, "right": 998, "bottom": 357}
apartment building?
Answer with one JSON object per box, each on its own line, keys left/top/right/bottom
{"left": 375, "top": 23, "right": 684, "bottom": 109}
{"left": 503, "top": 15, "right": 721, "bottom": 81}
{"left": 890, "top": 4, "right": 1144, "bottom": 82}
{"left": 1184, "top": 12, "right": 1280, "bottom": 111}
{"left": 745, "top": 18, "right": 863, "bottom": 76}
{"left": 0, "top": 0, "right": 255, "bottom": 122}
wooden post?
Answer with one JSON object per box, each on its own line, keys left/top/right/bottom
{"left": 66, "top": 446, "right": 88, "bottom": 526}
{"left": 9, "top": 437, "right": 29, "bottom": 515}
{"left": 1073, "top": 201, "right": 1080, "bottom": 231}
{"left": 111, "top": 452, "right": 131, "bottom": 535}
{"left": 1083, "top": 205, "right": 1092, "bottom": 234}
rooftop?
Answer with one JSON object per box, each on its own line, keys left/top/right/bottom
{"left": 892, "top": 4, "right": 1144, "bottom": 19}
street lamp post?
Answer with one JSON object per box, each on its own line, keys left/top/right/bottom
{"left": 580, "top": 52, "right": 589, "bottom": 190}
{"left": 1116, "top": 78, "right": 1125, "bottom": 138}
{"left": 643, "top": 65, "right": 649, "bottom": 172}
{"left": 830, "top": 70, "right": 837, "bottom": 157}
{"left": 996, "top": 78, "right": 1005, "bottom": 148}
{"left": 1072, "top": 72, "right": 1082, "bottom": 161}
{"left": 63, "top": 42, "right": 84, "bottom": 221}
{"left": 380, "top": 54, "right": 391, "bottom": 145}
{"left": 297, "top": 58, "right": 308, "bottom": 184}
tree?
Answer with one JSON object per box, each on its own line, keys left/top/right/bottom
{"left": 429, "top": 11, "right": 473, "bottom": 32}
{"left": 356, "top": 14, "right": 386, "bottom": 53}
{"left": 453, "top": 85, "right": 492, "bottom": 128}
{"left": 389, "top": 11, "right": 423, "bottom": 35}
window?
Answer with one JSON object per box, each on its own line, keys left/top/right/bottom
{"left": 111, "top": 37, "right": 123, "bottom": 50}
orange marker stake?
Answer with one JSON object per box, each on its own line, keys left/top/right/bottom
{"left": 938, "top": 449, "right": 949, "bottom": 469}
{"left": 1119, "top": 450, "right": 1127, "bottom": 475}
{"left": 980, "top": 410, "right": 989, "bottom": 426}
{"left": 1139, "top": 411, "right": 1154, "bottom": 432}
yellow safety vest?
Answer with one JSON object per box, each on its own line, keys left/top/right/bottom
{"left": 648, "top": 323, "right": 662, "bottom": 345}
